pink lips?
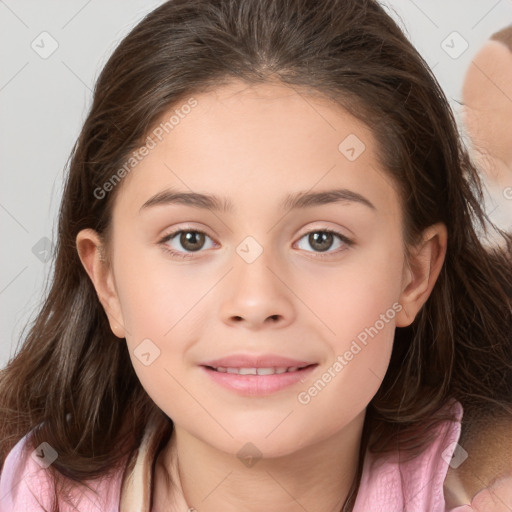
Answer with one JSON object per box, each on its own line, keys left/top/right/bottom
{"left": 200, "top": 354, "right": 318, "bottom": 396}
{"left": 201, "top": 354, "right": 314, "bottom": 368}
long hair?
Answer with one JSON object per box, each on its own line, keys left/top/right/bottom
{"left": 1, "top": 0, "right": 511, "bottom": 510}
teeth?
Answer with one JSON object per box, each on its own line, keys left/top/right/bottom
{"left": 213, "top": 366, "right": 305, "bottom": 375}
{"left": 239, "top": 368, "right": 257, "bottom": 375}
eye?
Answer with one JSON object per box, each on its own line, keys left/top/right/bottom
{"left": 294, "top": 229, "right": 353, "bottom": 257}
{"left": 159, "top": 228, "right": 216, "bottom": 259}
{"left": 158, "top": 227, "right": 353, "bottom": 260}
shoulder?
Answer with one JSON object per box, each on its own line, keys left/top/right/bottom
{"left": 0, "top": 429, "right": 123, "bottom": 512}
{"left": 353, "top": 400, "right": 464, "bottom": 512}
{"left": 0, "top": 429, "right": 56, "bottom": 511}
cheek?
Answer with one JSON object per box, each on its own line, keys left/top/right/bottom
{"left": 307, "top": 237, "right": 405, "bottom": 342}
{"left": 113, "top": 242, "right": 208, "bottom": 338}
{"left": 307, "top": 277, "right": 398, "bottom": 399}
{"left": 294, "top": 327, "right": 394, "bottom": 448}
{"left": 111, "top": 247, "right": 219, "bottom": 408}
{"left": 295, "top": 272, "right": 400, "bottom": 435}
{"left": 292, "top": 239, "right": 403, "bottom": 417}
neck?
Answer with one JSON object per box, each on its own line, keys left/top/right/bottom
{"left": 157, "top": 411, "right": 365, "bottom": 512}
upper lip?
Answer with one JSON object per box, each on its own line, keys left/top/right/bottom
{"left": 201, "top": 354, "right": 316, "bottom": 369}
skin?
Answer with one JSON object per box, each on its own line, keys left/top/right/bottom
{"left": 462, "top": 40, "right": 512, "bottom": 189}
{"left": 76, "top": 80, "right": 446, "bottom": 511}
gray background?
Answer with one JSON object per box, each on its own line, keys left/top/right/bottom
{"left": 1, "top": 0, "right": 511, "bottom": 369}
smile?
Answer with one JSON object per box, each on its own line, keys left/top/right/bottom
{"left": 208, "top": 365, "right": 311, "bottom": 375}
{"left": 201, "top": 364, "right": 318, "bottom": 395}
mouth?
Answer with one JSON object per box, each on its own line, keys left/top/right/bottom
{"left": 200, "top": 363, "right": 318, "bottom": 396}
{"left": 204, "top": 364, "right": 316, "bottom": 375}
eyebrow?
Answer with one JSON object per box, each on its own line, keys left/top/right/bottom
{"left": 139, "top": 187, "right": 376, "bottom": 213}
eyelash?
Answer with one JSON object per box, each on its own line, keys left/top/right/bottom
{"left": 158, "top": 227, "right": 354, "bottom": 260}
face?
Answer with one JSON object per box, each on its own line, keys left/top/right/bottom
{"left": 79, "top": 80, "right": 442, "bottom": 458}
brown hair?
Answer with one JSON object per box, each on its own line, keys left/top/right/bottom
{"left": 1, "top": 0, "right": 511, "bottom": 510}
{"left": 490, "top": 24, "right": 512, "bottom": 52}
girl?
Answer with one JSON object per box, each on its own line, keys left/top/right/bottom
{"left": 1, "top": 0, "right": 511, "bottom": 510}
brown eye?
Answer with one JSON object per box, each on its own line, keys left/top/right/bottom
{"left": 295, "top": 229, "right": 353, "bottom": 256}
{"left": 179, "top": 231, "right": 206, "bottom": 252}
{"left": 160, "top": 229, "right": 215, "bottom": 259}
{"left": 308, "top": 232, "right": 334, "bottom": 252}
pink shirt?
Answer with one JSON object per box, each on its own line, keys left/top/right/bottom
{"left": 0, "top": 400, "right": 509, "bottom": 511}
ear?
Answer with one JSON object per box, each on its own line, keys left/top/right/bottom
{"left": 76, "top": 228, "right": 126, "bottom": 338}
{"left": 395, "top": 222, "right": 447, "bottom": 327}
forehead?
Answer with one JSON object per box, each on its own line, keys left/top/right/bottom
{"left": 112, "top": 79, "right": 400, "bottom": 221}
{"left": 157, "top": 80, "right": 374, "bottom": 159}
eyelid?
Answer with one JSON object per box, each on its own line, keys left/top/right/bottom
{"left": 159, "top": 217, "right": 223, "bottom": 240}
{"left": 158, "top": 225, "right": 218, "bottom": 255}
{"left": 296, "top": 223, "right": 353, "bottom": 241}
{"left": 159, "top": 224, "right": 214, "bottom": 242}
{"left": 158, "top": 223, "right": 354, "bottom": 260}
{"left": 293, "top": 226, "right": 354, "bottom": 257}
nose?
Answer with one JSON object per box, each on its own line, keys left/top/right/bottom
{"left": 218, "top": 250, "right": 296, "bottom": 330}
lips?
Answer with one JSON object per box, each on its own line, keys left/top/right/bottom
{"left": 201, "top": 360, "right": 318, "bottom": 396}
{"left": 201, "top": 354, "right": 315, "bottom": 369}
{"left": 212, "top": 366, "right": 309, "bottom": 375}
{"left": 199, "top": 354, "right": 318, "bottom": 395}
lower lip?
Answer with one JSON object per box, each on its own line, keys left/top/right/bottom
{"left": 200, "top": 365, "right": 318, "bottom": 396}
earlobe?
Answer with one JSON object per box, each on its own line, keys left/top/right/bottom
{"left": 76, "top": 229, "right": 126, "bottom": 338}
{"left": 395, "top": 223, "right": 447, "bottom": 327}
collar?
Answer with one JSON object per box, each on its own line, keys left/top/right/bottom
{"left": 119, "top": 415, "right": 190, "bottom": 511}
